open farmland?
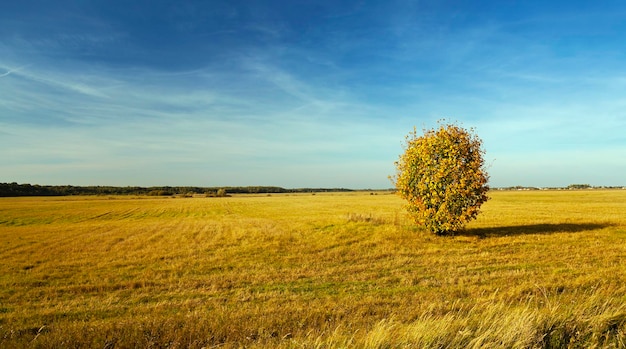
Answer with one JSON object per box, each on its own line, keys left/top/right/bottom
{"left": 0, "top": 190, "right": 625, "bottom": 348}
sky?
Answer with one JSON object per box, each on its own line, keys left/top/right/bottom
{"left": 2, "top": 1, "right": 626, "bottom": 189}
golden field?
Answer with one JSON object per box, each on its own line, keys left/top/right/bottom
{"left": 0, "top": 190, "right": 625, "bottom": 348}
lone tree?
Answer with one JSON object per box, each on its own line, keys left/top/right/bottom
{"left": 392, "top": 121, "right": 489, "bottom": 235}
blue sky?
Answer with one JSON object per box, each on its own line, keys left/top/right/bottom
{"left": 2, "top": 1, "right": 625, "bottom": 188}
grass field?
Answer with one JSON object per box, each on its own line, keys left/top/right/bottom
{"left": 1, "top": 190, "right": 625, "bottom": 348}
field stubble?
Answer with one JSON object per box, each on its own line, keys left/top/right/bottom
{"left": 0, "top": 190, "right": 625, "bottom": 348}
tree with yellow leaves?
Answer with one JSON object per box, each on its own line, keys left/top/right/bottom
{"left": 392, "top": 121, "right": 489, "bottom": 235}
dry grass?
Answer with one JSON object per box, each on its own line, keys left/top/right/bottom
{"left": 0, "top": 190, "right": 625, "bottom": 348}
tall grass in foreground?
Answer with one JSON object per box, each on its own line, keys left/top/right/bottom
{"left": 0, "top": 191, "right": 625, "bottom": 348}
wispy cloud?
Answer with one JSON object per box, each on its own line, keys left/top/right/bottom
{"left": 0, "top": 64, "right": 30, "bottom": 78}
{"left": 1, "top": 51, "right": 403, "bottom": 186}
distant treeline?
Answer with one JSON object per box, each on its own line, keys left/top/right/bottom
{"left": 0, "top": 182, "right": 354, "bottom": 197}
{"left": 496, "top": 184, "right": 626, "bottom": 191}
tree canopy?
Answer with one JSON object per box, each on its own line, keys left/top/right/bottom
{"left": 393, "top": 122, "right": 489, "bottom": 235}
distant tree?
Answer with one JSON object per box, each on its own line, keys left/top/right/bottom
{"left": 147, "top": 190, "right": 173, "bottom": 196}
{"left": 392, "top": 121, "right": 490, "bottom": 235}
{"left": 568, "top": 184, "right": 591, "bottom": 190}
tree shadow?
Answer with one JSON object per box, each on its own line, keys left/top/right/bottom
{"left": 459, "top": 222, "right": 614, "bottom": 238}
